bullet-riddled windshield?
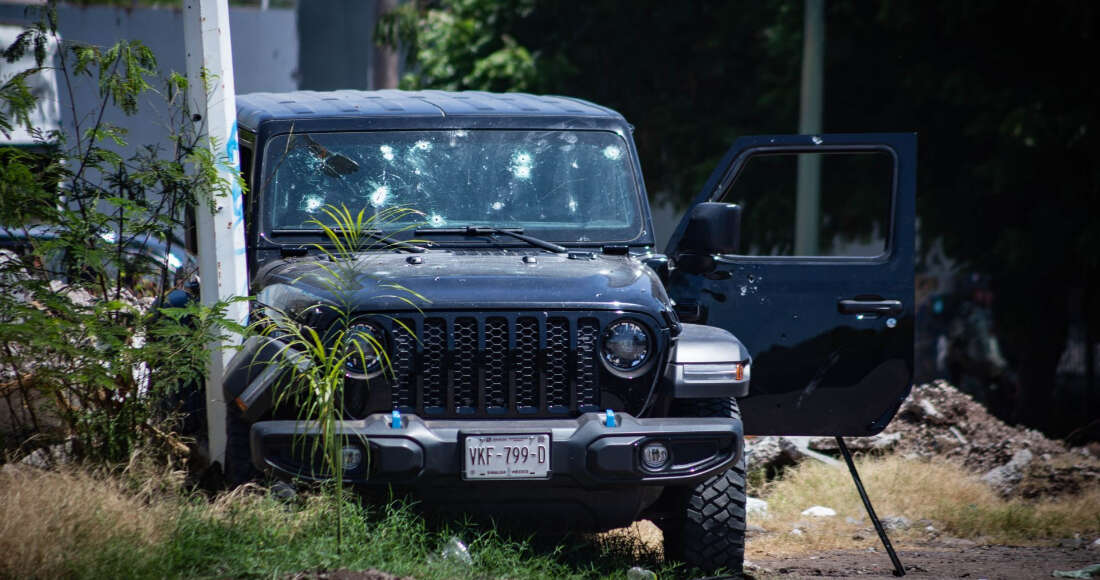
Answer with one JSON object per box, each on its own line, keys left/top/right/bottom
{"left": 261, "top": 130, "right": 644, "bottom": 244}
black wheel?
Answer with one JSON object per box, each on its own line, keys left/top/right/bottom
{"left": 224, "top": 405, "right": 259, "bottom": 487}
{"left": 660, "top": 397, "right": 747, "bottom": 576}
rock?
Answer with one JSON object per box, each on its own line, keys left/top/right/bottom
{"left": 904, "top": 397, "right": 951, "bottom": 425}
{"left": 746, "top": 524, "right": 767, "bottom": 533}
{"left": 790, "top": 527, "right": 804, "bottom": 536}
{"left": 801, "top": 506, "right": 837, "bottom": 517}
{"left": 20, "top": 448, "right": 52, "bottom": 469}
{"left": 981, "top": 449, "right": 1034, "bottom": 494}
{"left": 881, "top": 515, "right": 911, "bottom": 530}
{"left": 49, "top": 279, "right": 95, "bottom": 307}
{"left": 743, "top": 560, "right": 774, "bottom": 575}
{"left": 19, "top": 440, "right": 75, "bottom": 469}
{"left": 845, "top": 516, "right": 863, "bottom": 525}
{"left": 809, "top": 432, "right": 902, "bottom": 453}
{"left": 1090, "top": 538, "right": 1100, "bottom": 551}
{"left": 744, "top": 436, "right": 803, "bottom": 472}
{"left": 785, "top": 436, "right": 844, "bottom": 466}
{"left": 746, "top": 496, "right": 768, "bottom": 518}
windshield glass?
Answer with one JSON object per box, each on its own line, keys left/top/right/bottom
{"left": 261, "top": 130, "right": 644, "bottom": 243}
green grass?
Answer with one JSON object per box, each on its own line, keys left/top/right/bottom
{"left": 0, "top": 466, "right": 680, "bottom": 579}
{"left": 168, "top": 494, "right": 675, "bottom": 579}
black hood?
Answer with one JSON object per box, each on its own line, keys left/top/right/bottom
{"left": 255, "top": 250, "right": 671, "bottom": 319}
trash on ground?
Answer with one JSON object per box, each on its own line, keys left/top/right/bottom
{"left": 1052, "top": 563, "right": 1100, "bottom": 578}
{"left": 801, "top": 505, "right": 837, "bottom": 517}
{"left": 439, "top": 536, "right": 472, "bottom": 565}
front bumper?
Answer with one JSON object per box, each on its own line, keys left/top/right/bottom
{"left": 251, "top": 411, "right": 742, "bottom": 488}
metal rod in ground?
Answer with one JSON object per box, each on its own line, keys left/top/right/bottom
{"left": 836, "top": 436, "right": 906, "bottom": 577}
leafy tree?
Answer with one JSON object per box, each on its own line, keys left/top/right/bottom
{"left": 0, "top": 4, "right": 239, "bottom": 461}
{"left": 380, "top": 0, "right": 1099, "bottom": 432}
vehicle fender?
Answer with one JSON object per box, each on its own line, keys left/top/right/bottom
{"left": 222, "top": 335, "right": 309, "bottom": 422}
{"left": 663, "top": 323, "right": 751, "bottom": 398}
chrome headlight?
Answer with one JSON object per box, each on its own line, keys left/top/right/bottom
{"left": 601, "top": 319, "right": 653, "bottom": 371}
{"left": 344, "top": 321, "right": 385, "bottom": 375}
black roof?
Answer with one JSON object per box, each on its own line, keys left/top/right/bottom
{"left": 235, "top": 90, "right": 623, "bottom": 130}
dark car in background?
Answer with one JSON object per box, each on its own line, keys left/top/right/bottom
{"left": 0, "top": 224, "right": 195, "bottom": 292}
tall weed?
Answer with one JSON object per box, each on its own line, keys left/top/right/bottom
{"left": 248, "top": 203, "right": 426, "bottom": 547}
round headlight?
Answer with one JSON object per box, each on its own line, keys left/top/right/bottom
{"left": 345, "top": 321, "right": 384, "bottom": 374}
{"left": 601, "top": 319, "right": 652, "bottom": 371}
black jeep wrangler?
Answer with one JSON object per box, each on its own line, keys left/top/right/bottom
{"left": 223, "top": 90, "right": 916, "bottom": 573}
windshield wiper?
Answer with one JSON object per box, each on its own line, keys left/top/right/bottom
{"left": 414, "top": 226, "right": 567, "bottom": 253}
{"left": 270, "top": 228, "right": 428, "bottom": 253}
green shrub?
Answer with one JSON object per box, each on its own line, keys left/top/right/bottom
{"left": 0, "top": 4, "right": 238, "bottom": 463}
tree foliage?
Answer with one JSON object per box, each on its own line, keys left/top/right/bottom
{"left": 0, "top": 4, "right": 239, "bottom": 461}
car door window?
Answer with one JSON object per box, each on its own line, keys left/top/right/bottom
{"left": 720, "top": 151, "right": 894, "bottom": 257}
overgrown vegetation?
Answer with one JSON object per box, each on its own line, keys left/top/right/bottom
{"left": 4, "top": 452, "right": 1098, "bottom": 578}
{"left": 0, "top": 3, "right": 237, "bottom": 461}
{"left": 0, "top": 460, "right": 675, "bottom": 579}
{"left": 747, "top": 454, "right": 1100, "bottom": 557}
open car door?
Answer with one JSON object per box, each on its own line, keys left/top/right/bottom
{"left": 665, "top": 133, "right": 916, "bottom": 436}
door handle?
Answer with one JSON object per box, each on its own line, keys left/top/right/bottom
{"left": 837, "top": 299, "right": 903, "bottom": 316}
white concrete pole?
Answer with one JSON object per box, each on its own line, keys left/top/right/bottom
{"left": 183, "top": 0, "right": 248, "bottom": 467}
{"left": 795, "top": 0, "right": 825, "bottom": 256}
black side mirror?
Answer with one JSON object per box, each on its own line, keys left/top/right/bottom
{"left": 675, "top": 202, "right": 741, "bottom": 274}
{"left": 680, "top": 202, "right": 741, "bottom": 254}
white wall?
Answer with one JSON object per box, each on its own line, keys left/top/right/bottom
{"left": 0, "top": 2, "right": 298, "bottom": 155}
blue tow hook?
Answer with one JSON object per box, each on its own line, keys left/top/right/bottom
{"left": 604, "top": 409, "right": 617, "bottom": 427}
{"left": 391, "top": 410, "right": 403, "bottom": 429}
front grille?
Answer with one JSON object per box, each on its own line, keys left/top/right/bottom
{"left": 373, "top": 312, "right": 642, "bottom": 418}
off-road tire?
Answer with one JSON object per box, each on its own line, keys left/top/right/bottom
{"left": 224, "top": 405, "right": 259, "bottom": 486}
{"left": 660, "top": 397, "right": 747, "bottom": 576}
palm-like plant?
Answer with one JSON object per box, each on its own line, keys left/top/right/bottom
{"left": 248, "top": 203, "right": 427, "bottom": 547}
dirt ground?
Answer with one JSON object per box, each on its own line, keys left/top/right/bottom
{"left": 611, "top": 521, "right": 1100, "bottom": 580}
{"left": 747, "top": 542, "right": 1100, "bottom": 579}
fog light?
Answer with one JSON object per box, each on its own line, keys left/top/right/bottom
{"left": 342, "top": 446, "right": 363, "bottom": 471}
{"left": 640, "top": 441, "right": 670, "bottom": 470}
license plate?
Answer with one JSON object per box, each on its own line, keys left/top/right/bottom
{"left": 463, "top": 434, "right": 551, "bottom": 480}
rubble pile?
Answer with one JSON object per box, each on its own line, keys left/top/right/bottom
{"left": 747, "top": 381, "right": 1100, "bottom": 498}
{"left": 872, "top": 380, "right": 1067, "bottom": 472}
